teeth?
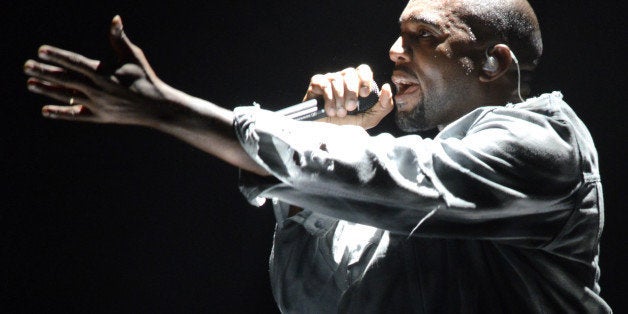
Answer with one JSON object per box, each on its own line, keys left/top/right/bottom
{"left": 392, "top": 79, "right": 416, "bottom": 89}
{"left": 395, "top": 82, "right": 413, "bottom": 94}
{"left": 391, "top": 73, "right": 419, "bottom": 94}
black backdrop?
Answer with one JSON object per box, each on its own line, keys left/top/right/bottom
{"left": 4, "top": 1, "right": 626, "bottom": 313}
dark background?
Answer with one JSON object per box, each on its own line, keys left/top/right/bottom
{"left": 3, "top": 0, "right": 625, "bottom": 313}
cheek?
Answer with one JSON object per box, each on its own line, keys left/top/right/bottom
{"left": 411, "top": 47, "right": 470, "bottom": 97}
{"left": 458, "top": 57, "right": 474, "bottom": 75}
{"left": 417, "top": 60, "right": 447, "bottom": 91}
{"left": 432, "top": 41, "right": 475, "bottom": 76}
{"left": 414, "top": 49, "right": 453, "bottom": 86}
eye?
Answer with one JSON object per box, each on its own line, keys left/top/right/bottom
{"left": 416, "top": 29, "right": 433, "bottom": 39}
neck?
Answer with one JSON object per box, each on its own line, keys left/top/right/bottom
{"left": 482, "top": 74, "right": 522, "bottom": 106}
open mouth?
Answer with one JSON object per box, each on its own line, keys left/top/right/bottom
{"left": 391, "top": 71, "right": 420, "bottom": 97}
{"left": 395, "top": 82, "right": 420, "bottom": 96}
{"left": 391, "top": 70, "right": 422, "bottom": 111}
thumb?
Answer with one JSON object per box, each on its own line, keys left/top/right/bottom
{"left": 361, "top": 83, "right": 394, "bottom": 128}
{"left": 107, "top": 15, "right": 158, "bottom": 77}
{"left": 108, "top": 15, "right": 135, "bottom": 61}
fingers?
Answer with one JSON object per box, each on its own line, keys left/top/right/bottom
{"left": 317, "top": 83, "right": 394, "bottom": 130}
{"left": 342, "top": 69, "right": 359, "bottom": 112}
{"left": 27, "top": 78, "right": 89, "bottom": 105}
{"left": 34, "top": 45, "right": 120, "bottom": 92}
{"left": 37, "top": 45, "right": 100, "bottom": 80}
{"left": 26, "top": 75, "right": 96, "bottom": 122}
{"left": 329, "top": 72, "right": 346, "bottom": 117}
{"left": 356, "top": 64, "right": 374, "bottom": 97}
{"left": 41, "top": 104, "right": 95, "bottom": 122}
{"left": 304, "top": 64, "right": 376, "bottom": 118}
{"left": 24, "top": 59, "right": 93, "bottom": 93}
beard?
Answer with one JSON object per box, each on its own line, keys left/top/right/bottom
{"left": 394, "top": 94, "right": 439, "bottom": 132}
{"left": 395, "top": 105, "right": 427, "bottom": 132}
{"left": 394, "top": 78, "right": 467, "bottom": 133}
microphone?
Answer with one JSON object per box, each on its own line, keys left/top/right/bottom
{"left": 277, "top": 81, "right": 380, "bottom": 121}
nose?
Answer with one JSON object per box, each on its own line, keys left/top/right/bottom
{"left": 389, "top": 37, "right": 410, "bottom": 63}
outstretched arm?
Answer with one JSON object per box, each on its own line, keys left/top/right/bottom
{"left": 24, "top": 16, "right": 268, "bottom": 176}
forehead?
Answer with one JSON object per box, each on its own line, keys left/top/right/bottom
{"left": 400, "top": 0, "right": 463, "bottom": 28}
{"left": 400, "top": 0, "right": 477, "bottom": 42}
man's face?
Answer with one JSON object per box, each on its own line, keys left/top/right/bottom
{"left": 390, "top": 0, "right": 480, "bottom": 132}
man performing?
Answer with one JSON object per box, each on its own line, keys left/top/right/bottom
{"left": 24, "top": 0, "right": 611, "bottom": 312}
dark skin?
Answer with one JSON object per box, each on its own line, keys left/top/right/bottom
{"left": 288, "top": 0, "right": 524, "bottom": 132}
{"left": 389, "top": 0, "right": 519, "bottom": 131}
{"left": 24, "top": 16, "right": 393, "bottom": 177}
{"left": 25, "top": 16, "right": 269, "bottom": 176}
{"left": 24, "top": 0, "right": 523, "bottom": 177}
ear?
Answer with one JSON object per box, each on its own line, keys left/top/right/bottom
{"left": 479, "top": 44, "right": 514, "bottom": 82}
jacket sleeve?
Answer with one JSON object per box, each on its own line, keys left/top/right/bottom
{"left": 233, "top": 104, "right": 581, "bottom": 245}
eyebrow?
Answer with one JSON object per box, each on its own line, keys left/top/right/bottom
{"left": 399, "top": 14, "right": 441, "bottom": 28}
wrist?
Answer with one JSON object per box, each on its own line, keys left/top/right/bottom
{"left": 145, "top": 84, "right": 233, "bottom": 133}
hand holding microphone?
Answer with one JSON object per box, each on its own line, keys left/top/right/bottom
{"left": 280, "top": 64, "right": 393, "bottom": 129}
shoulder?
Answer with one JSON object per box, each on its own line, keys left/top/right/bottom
{"left": 438, "top": 92, "right": 586, "bottom": 195}
{"left": 463, "top": 92, "right": 581, "bottom": 158}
